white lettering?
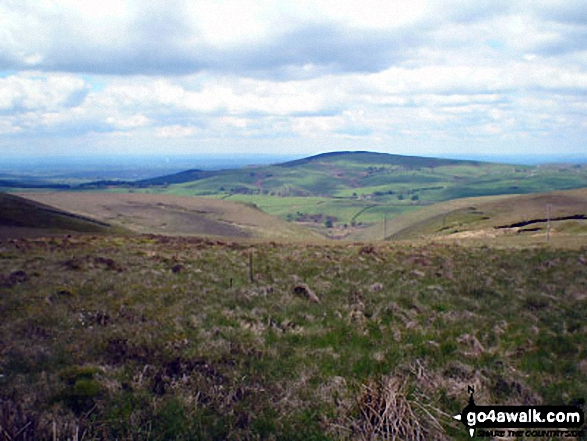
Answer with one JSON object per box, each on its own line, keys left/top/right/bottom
{"left": 519, "top": 411, "right": 528, "bottom": 423}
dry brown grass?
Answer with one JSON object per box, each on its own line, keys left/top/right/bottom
{"left": 17, "top": 192, "right": 320, "bottom": 240}
{"left": 352, "top": 375, "right": 428, "bottom": 440}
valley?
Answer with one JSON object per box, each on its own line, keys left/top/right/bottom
{"left": 1, "top": 151, "right": 586, "bottom": 440}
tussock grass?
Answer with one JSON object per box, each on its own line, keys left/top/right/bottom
{"left": 0, "top": 234, "right": 585, "bottom": 439}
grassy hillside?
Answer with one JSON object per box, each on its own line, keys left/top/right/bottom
{"left": 1, "top": 235, "right": 585, "bottom": 439}
{"left": 379, "top": 188, "right": 587, "bottom": 247}
{"left": 275, "top": 151, "right": 481, "bottom": 169}
{"left": 0, "top": 193, "right": 115, "bottom": 238}
{"left": 18, "top": 192, "right": 321, "bottom": 241}
{"left": 347, "top": 194, "right": 519, "bottom": 242}
{"left": 146, "top": 151, "right": 522, "bottom": 199}
{"left": 103, "top": 151, "right": 587, "bottom": 237}
{"left": 7, "top": 152, "right": 587, "bottom": 239}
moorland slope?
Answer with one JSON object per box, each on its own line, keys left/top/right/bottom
{"left": 18, "top": 192, "right": 320, "bottom": 240}
{"left": 376, "top": 187, "right": 587, "bottom": 247}
{"left": 0, "top": 193, "right": 115, "bottom": 238}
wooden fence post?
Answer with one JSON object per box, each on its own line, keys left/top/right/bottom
{"left": 249, "top": 252, "right": 254, "bottom": 283}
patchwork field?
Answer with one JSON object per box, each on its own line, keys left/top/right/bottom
{"left": 12, "top": 185, "right": 587, "bottom": 247}
{"left": 0, "top": 235, "right": 585, "bottom": 439}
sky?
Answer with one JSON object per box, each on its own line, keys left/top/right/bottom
{"left": 1, "top": 0, "right": 587, "bottom": 160}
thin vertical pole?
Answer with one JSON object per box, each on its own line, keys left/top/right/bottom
{"left": 383, "top": 213, "right": 387, "bottom": 240}
{"left": 546, "top": 204, "right": 552, "bottom": 243}
{"left": 249, "top": 252, "right": 254, "bottom": 283}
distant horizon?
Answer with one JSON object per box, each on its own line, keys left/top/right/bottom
{"left": 1, "top": 149, "right": 586, "bottom": 183}
{"left": 3, "top": 150, "right": 587, "bottom": 167}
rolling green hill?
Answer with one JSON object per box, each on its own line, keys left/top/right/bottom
{"left": 8, "top": 151, "right": 587, "bottom": 239}
{"left": 275, "top": 150, "right": 480, "bottom": 168}
{"left": 102, "top": 151, "right": 587, "bottom": 238}
{"left": 135, "top": 151, "right": 495, "bottom": 198}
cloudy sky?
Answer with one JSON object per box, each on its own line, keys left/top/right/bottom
{"left": 1, "top": 0, "right": 587, "bottom": 159}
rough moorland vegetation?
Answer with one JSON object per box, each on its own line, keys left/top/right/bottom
{"left": 0, "top": 234, "right": 586, "bottom": 439}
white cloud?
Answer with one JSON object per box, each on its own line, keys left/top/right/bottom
{"left": 1, "top": 0, "right": 587, "bottom": 158}
{"left": 155, "top": 125, "right": 198, "bottom": 138}
{"left": 289, "top": 0, "right": 427, "bottom": 30}
{"left": 106, "top": 114, "right": 150, "bottom": 130}
{"left": 187, "top": 0, "right": 273, "bottom": 47}
{"left": 0, "top": 73, "right": 88, "bottom": 111}
{"left": 0, "top": 120, "right": 22, "bottom": 135}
